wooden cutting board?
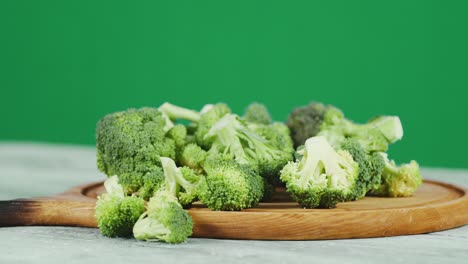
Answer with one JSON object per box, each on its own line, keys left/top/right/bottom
{"left": 0, "top": 179, "right": 467, "bottom": 240}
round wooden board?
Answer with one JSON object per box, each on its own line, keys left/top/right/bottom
{"left": 82, "top": 179, "right": 468, "bottom": 240}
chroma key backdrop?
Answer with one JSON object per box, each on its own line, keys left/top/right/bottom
{"left": 0, "top": 1, "right": 467, "bottom": 168}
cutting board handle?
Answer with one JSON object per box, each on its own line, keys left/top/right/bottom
{"left": 0, "top": 198, "right": 97, "bottom": 227}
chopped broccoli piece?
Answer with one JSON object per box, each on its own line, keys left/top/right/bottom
{"left": 198, "top": 158, "right": 264, "bottom": 211}
{"left": 280, "top": 136, "right": 359, "bottom": 208}
{"left": 167, "top": 124, "right": 187, "bottom": 150}
{"left": 195, "top": 103, "right": 232, "bottom": 148}
{"left": 118, "top": 167, "right": 165, "bottom": 200}
{"left": 367, "top": 116, "right": 403, "bottom": 144}
{"left": 243, "top": 102, "right": 272, "bottom": 124}
{"left": 159, "top": 157, "right": 201, "bottom": 207}
{"left": 286, "top": 102, "right": 335, "bottom": 147}
{"left": 179, "top": 143, "right": 207, "bottom": 174}
{"left": 95, "top": 176, "right": 146, "bottom": 238}
{"left": 204, "top": 114, "right": 293, "bottom": 177}
{"left": 132, "top": 157, "right": 198, "bottom": 243}
{"left": 133, "top": 191, "right": 193, "bottom": 243}
{"left": 248, "top": 122, "right": 295, "bottom": 184}
{"left": 341, "top": 139, "right": 385, "bottom": 200}
{"left": 287, "top": 102, "right": 403, "bottom": 153}
{"left": 370, "top": 154, "right": 422, "bottom": 197}
{"left": 96, "top": 108, "right": 177, "bottom": 193}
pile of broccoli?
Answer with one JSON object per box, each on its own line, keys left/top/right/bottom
{"left": 94, "top": 101, "right": 422, "bottom": 243}
{"left": 95, "top": 102, "right": 294, "bottom": 243}
{"left": 284, "top": 102, "right": 422, "bottom": 208}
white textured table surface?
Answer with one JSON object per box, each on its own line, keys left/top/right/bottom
{"left": 0, "top": 142, "right": 467, "bottom": 264}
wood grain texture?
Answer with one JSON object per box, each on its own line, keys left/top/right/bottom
{"left": 0, "top": 180, "right": 467, "bottom": 240}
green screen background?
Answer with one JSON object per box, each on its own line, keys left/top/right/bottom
{"left": 1, "top": 1, "right": 467, "bottom": 168}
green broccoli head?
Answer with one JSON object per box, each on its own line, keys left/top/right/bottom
{"left": 340, "top": 139, "right": 385, "bottom": 200}
{"left": 95, "top": 176, "right": 146, "bottom": 238}
{"left": 118, "top": 167, "right": 165, "bottom": 200}
{"left": 179, "top": 143, "right": 207, "bottom": 174}
{"left": 167, "top": 124, "right": 187, "bottom": 150}
{"left": 243, "top": 102, "right": 272, "bottom": 125}
{"left": 204, "top": 114, "right": 292, "bottom": 177}
{"left": 286, "top": 102, "right": 343, "bottom": 147}
{"left": 139, "top": 168, "right": 166, "bottom": 200}
{"left": 370, "top": 154, "right": 422, "bottom": 197}
{"left": 280, "top": 136, "right": 359, "bottom": 208}
{"left": 96, "top": 107, "right": 176, "bottom": 192}
{"left": 133, "top": 191, "right": 193, "bottom": 243}
{"left": 198, "top": 158, "right": 264, "bottom": 211}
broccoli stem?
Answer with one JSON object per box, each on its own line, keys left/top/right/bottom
{"left": 368, "top": 116, "right": 403, "bottom": 143}
{"left": 160, "top": 157, "right": 194, "bottom": 191}
{"left": 160, "top": 157, "right": 181, "bottom": 195}
{"left": 159, "top": 102, "right": 201, "bottom": 122}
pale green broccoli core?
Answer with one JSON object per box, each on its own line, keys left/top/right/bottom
{"left": 368, "top": 116, "right": 403, "bottom": 143}
{"left": 297, "top": 136, "right": 356, "bottom": 190}
{"left": 158, "top": 102, "right": 201, "bottom": 122}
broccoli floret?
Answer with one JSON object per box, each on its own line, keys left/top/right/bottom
{"left": 198, "top": 158, "right": 264, "bottom": 211}
{"left": 341, "top": 139, "right": 385, "bottom": 200}
{"left": 248, "top": 122, "right": 295, "bottom": 184}
{"left": 286, "top": 102, "right": 335, "bottom": 147}
{"left": 195, "top": 103, "right": 232, "bottom": 148}
{"left": 118, "top": 167, "right": 165, "bottom": 200}
{"left": 370, "top": 154, "right": 422, "bottom": 197}
{"left": 133, "top": 191, "right": 193, "bottom": 243}
{"left": 167, "top": 124, "right": 187, "bottom": 150}
{"left": 280, "top": 136, "right": 359, "bottom": 208}
{"left": 159, "top": 157, "right": 201, "bottom": 207}
{"left": 95, "top": 176, "right": 146, "bottom": 238}
{"left": 167, "top": 124, "right": 187, "bottom": 165}
{"left": 132, "top": 157, "right": 198, "bottom": 243}
{"left": 204, "top": 114, "right": 292, "bottom": 177}
{"left": 132, "top": 156, "right": 198, "bottom": 243}
{"left": 179, "top": 143, "right": 207, "bottom": 174}
{"left": 96, "top": 108, "right": 176, "bottom": 193}
{"left": 243, "top": 102, "right": 272, "bottom": 124}
{"left": 286, "top": 102, "right": 403, "bottom": 153}
{"left": 138, "top": 169, "right": 166, "bottom": 200}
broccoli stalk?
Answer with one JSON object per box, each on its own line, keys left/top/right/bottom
{"left": 158, "top": 102, "right": 201, "bottom": 122}
{"left": 95, "top": 176, "right": 146, "bottom": 238}
{"left": 280, "top": 136, "right": 359, "bottom": 208}
{"left": 368, "top": 116, "right": 404, "bottom": 144}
